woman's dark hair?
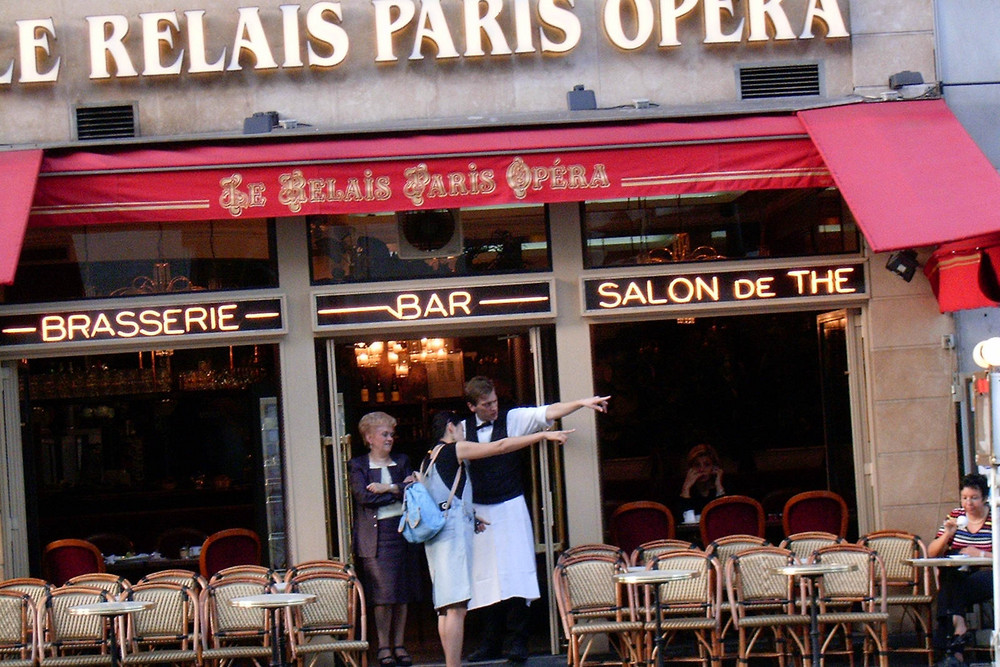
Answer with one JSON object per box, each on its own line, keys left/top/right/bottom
{"left": 961, "top": 473, "right": 989, "bottom": 499}
{"left": 431, "top": 411, "right": 463, "bottom": 442}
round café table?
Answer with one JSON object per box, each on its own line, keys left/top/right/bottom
{"left": 906, "top": 555, "right": 993, "bottom": 568}
{"left": 614, "top": 568, "right": 699, "bottom": 667}
{"left": 772, "top": 561, "right": 856, "bottom": 667}
{"left": 230, "top": 592, "right": 316, "bottom": 667}
{"left": 68, "top": 600, "right": 156, "bottom": 667}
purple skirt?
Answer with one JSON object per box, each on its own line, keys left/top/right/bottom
{"left": 357, "top": 517, "right": 420, "bottom": 605}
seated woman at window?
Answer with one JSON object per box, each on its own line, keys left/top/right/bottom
{"left": 927, "top": 473, "right": 993, "bottom": 663}
{"left": 676, "top": 443, "right": 725, "bottom": 519}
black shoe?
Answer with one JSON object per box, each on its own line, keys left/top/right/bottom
{"left": 506, "top": 639, "right": 528, "bottom": 664}
{"left": 466, "top": 645, "right": 503, "bottom": 662}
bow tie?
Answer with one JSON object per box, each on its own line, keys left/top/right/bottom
{"left": 477, "top": 421, "right": 493, "bottom": 430}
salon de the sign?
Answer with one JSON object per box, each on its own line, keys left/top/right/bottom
{"left": 582, "top": 262, "right": 866, "bottom": 315}
{"left": 1, "top": 0, "right": 848, "bottom": 85}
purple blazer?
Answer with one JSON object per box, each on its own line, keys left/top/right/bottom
{"left": 347, "top": 452, "right": 413, "bottom": 558}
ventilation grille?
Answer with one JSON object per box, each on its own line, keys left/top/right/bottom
{"left": 73, "top": 103, "right": 139, "bottom": 140}
{"left": 739, "top": 64, "right": 820, "bottom": 99}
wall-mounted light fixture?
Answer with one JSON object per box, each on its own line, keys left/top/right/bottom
{"left": 885, "top": 249, "right": 919, "bottom": 282}
{"left": 567, "top": 84, "right": 596, "bottom": 111}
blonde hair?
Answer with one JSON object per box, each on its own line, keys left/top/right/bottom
{"left": 686, "top": 443, "right": 719, "bottom": 467}
{"left": 358, "top": 411, "right": 397, "bottom": 442}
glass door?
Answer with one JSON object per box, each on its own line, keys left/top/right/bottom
{"left": 323, "top": 328, "right": 566, "bottom": 656}
{"left": 0, "top": 362, "right": 29, "bottom": 578}
{"left": 816, "top": 309, "right": 870, "bottom": 537}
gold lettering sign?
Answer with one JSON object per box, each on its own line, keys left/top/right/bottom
{"left": 0, "top": 297, "right": 285, "bottom": 352}
{"left": 0, "top": 1, "right": 849, "bottom": 88}
{"left": 583, "top": 263, "right": 865, "bottom": 314}
{"left": 314, "top": 281, "right": 554, "bottom": 330}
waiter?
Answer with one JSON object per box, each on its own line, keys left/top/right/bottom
{"left": 463, "top": 376, "right": 609, "bottom": 663}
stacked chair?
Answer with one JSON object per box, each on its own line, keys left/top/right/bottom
{"left": 553, "top": 551, "right": 643, "bottom": 667}
{"left": 284, "top": 565, "right": 368, "bottom": 667}
{"left": 1, "top": 556, "right": 372, "bottom": 667}
{"left": 0, "top": 590, "right": 36, "bottom": 667}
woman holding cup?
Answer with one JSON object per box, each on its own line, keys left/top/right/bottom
{"left": 927, "top": 473, "right": 993, "bottom": 663}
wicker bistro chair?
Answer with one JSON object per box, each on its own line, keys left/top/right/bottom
{"left": 638, "top": 551, "right": 722, "bottom": 667}
{"left": 284, "top": 570, "right": 368, "bottom": 667}
{"left": 779, "top": 532, "right": 843, "bottom": 563}
{"left": 0, "top": 578, "right": 50, "bottom": 639}
{"left": 282, "top": 560, "right": 353, "bottom": 583}
{"left": 199, "top": 577, "right": 273, "bottom": 667}
{"left": 0, "top": 590, "right": 36, "bottom": 667}
{"left": 704, "top": 535, "right": 770, "bottom": 647}
{"left": 137, "top": 571, "right": 206, "bottom": 626}
{"left": 857, "top": 530, "right": 934, "bottom": 666}
{"left": 810, "top": 544, "right": 890, "bottom": 667}
{"left": 553, "top": 553, "right": 644, "bottom": 667}
{"left": 208, "top": 566, "right": 274, "bottom": 585}
{"left": 631, "top": 540, "right": 699, "bottom": 568}
{"left": 725, "top": 547, "right": 811, "bottom": 666}
{"left": 120, "top": 582, "right": 199, "bottom": 667}
{"left": 37, "top": 586, "right": 113, "bottom": 667}
{"left": 558, "top": 545, "right": 629, "bottom": 567}
{"left": 65, "top": 575, "right": 132, "bottom": 600}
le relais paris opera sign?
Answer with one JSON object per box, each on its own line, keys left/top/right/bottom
{"left": 0, "top": 0, "right": 848, "bottom": 85}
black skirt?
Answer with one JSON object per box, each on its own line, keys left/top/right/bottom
{"left": 357, "top": 517, "right": 420, "bottom": 605}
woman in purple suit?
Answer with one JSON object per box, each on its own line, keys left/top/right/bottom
{"left": 348, "top": 411, "right": 418, "bottom": 667}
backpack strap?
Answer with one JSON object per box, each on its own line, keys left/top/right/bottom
{"left": 418, "top": 443, "right": 463, "bottom": 511}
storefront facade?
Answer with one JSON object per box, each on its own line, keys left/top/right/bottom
{"left": 1, "top": 0, "right": 998, "bottom": 648}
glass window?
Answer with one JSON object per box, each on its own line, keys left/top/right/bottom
{"left": 3, "top": 220, "right": 277, "bottom": 304}
{"left": 582, "top": 188, "right": 858, "bottom": 269}
{"left": 308, "top": 205, "right": 550, "bottom": 285}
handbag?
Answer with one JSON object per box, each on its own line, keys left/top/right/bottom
{"left": 398, "top": 443, "right": 462, "bottom": 544}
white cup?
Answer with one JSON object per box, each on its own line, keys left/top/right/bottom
{"left": 683, "top": 510, "right": 696, "bottom": 523}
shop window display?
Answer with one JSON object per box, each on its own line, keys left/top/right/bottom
{"left": 3, "top": 220, "right": 277, "bottom": 304}
{"left": 308, "top": 205, "right": 550, "bottom": 284}
{"left": 582, "top": 188, "right": 858, "bottom": 268}
{"left": 18, "top": 344, "right": 280, "bottom": 571}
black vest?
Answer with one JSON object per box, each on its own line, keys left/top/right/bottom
{"left": 466, "top": 412, "right": 526, "bottom": 504}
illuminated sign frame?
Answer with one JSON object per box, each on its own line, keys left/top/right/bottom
{"left": 581, "top": 260, "right": 867, "bottom": 316}
{"left": 0, "top": 294, "right": 286, "bottom": 356}
{"left": 313, "top": 279, "right": 555, "bottom": 332}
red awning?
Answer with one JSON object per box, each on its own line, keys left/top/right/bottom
{"left": 0, "top": 149, "right": 43, "bottom": 284}
{"left": 924, "top": 232, "right": 1000, "bottom": 312}
{"left": 30, "top": 115, "right": 831, "bottom": 226}
{"left": 798, "top": 99, "right": 1000, "bottom": 253}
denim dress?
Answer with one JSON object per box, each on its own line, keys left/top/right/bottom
{"left": 422, "top": 443, "right": 476, "bottom": 610}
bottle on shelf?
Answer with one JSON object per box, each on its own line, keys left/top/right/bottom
{"left": 390, "top": 378, "right": 401, "bottom": 402}
{"left": 375, "top": 380, "right": 386, "bottom": 403}
{"left": 360, "top": 381, "right": 370, "bottom": 403}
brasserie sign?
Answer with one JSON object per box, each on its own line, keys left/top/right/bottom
{"left": 582, "top": 261, "right": 866, "bottom": 314}
{"left": 0, "top": 296, "right": 286, "bottom": 353}
{"left": 1, "top": 0, "right": 848, "bottom": 85}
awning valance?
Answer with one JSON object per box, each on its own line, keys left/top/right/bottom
{"left": 798, "top": 99, "right": 1000, "bottom": 253}
{"left": 30, "top": 116, "right": 830, "bottom": 226}
{"left": 0, "top": 149, "right": 43, "bottom": 284}
{"left": 924, "top": 233, "right": 1000, "bottom": 312}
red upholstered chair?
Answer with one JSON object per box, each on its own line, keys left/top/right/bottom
{"left": 698, "top": 495, "right": 765, "bottom": 546}
{"left": 42, "top": 539, "right": 105, "bottom": 586}
{"left": 782, "top": 490, "right": 849, "bottom": 538}
{"left": 199, "top": 528, "right": 262, "bottom": 579}
{"left": 609, "top": 501, "right": 675, "bottom": 556}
